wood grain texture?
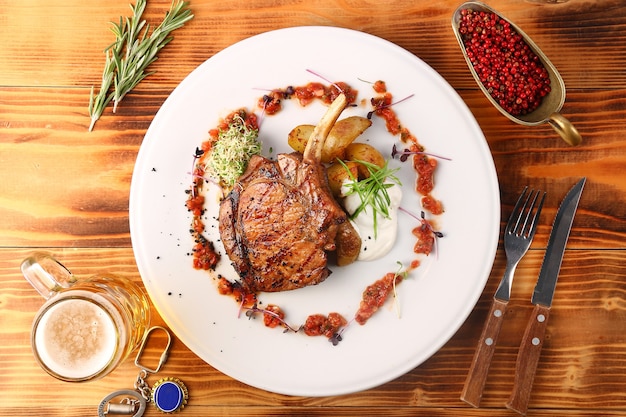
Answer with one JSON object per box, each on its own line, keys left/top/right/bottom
{"left": 1, "top": 0, "right": 625, "bottom": 415}
{"left": 506, "top": 304, "right": 551, "bottom": 415}
{"left": 461, "top": 298, "right": 508, "bottom": 407}
{"left": 2, "top": 0, "right": 626, "bottom": 90}
{"left": 3, "top": 248, "right": 626, "bottom": 415}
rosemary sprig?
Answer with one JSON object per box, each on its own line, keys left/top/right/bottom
{"left": 88, "top": 26, "right": 126, "bottom": 131}
{"left": 88, "top": 0, "right": 193, "bottom": 131}
{"left": 339, "top": 159, "right": 402, "bottom": 237}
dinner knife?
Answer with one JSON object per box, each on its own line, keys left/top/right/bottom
{"left": 505, "top": 177, "right": 586, "bottom": 416}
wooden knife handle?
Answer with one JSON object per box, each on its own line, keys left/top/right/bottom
{"left": 460, "top": 298, "right": 508, "bottom": 407}
{"left": 506, "top": 304, "right": 551, "bottom": 416}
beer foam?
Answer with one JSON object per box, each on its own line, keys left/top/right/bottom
{"left": 34, "top": 297, "right": 118, "bottom": 379}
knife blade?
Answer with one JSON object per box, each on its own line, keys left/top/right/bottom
{"left": 506, "top": 177, "right": 586, "bottom": 416}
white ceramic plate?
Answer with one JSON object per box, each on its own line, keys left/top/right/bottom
{"left": 130, "top": 26, "right": 500, "bottom": 397}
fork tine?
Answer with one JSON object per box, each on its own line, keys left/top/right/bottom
{"left": 506, "top": 186, "right": 529, "bottom": 233}
{"left": 517, "top": 190, "right": 538, "bottom": 236}
{"left": 508, "top": 188, "right": 546, "bottom": 238}
{"left": 525, "top": 191, "right": 546, "bottom": 238}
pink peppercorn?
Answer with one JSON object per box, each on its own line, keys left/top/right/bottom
{"left": 459, "top": 8, "right": 551, "bottom": 116}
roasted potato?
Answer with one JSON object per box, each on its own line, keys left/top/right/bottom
{"left": 344, "top": 143, "right": 385, "bottom": 178}
{"left": 287, "top": 124, "right": 313, "bottom": 154}
{"left": 326, "top": 161, "right": 359, "bottom": 197}
{"left": 335, "top": 221, "right": 361, "bottom": 266}
{"left": 288, "top": 116, "right": 372, "bottom": 163}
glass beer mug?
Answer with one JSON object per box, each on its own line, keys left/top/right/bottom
{"left": 21, "top": 252, "right": 151, "bottom": 382}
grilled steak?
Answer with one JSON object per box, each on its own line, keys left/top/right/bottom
{"left": 218, "top": 94, "right": 359, "bottom": 292}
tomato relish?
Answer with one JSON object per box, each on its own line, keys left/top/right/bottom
{"left": 259, "top": 81, "right": 358, "bottom": 115}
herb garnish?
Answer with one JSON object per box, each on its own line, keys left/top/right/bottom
{"left": 88, "top": 0, "right": 194, "bottom": 131}
{"left": 391, "top": 144, "right": 452, "bottom": 162}
{"left": 339, "top": 159, "right": 401, "bottom": 238}
{"left": 399, "top": 208, "right": 444, "bottom": 258}
{"left": 243, "top": 303, "right": 302, "bottom": 334}
{"left": 391, "top": 261, "right": 408, "bottom": 318}
{"left": 204, "top": 113, "right": 261, "bottom": 187}
{"left": 366, "top": 94, "right": 415, "bottom": 120}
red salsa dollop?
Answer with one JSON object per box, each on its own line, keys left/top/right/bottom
{"left": 355, "top": 272, "right": 403, "bottom": 325}
{"left": 259, "top": 82, "right": 358, "bottom": 115}
{"left": 303, "top": 313, "right": 347, "bottom": 338}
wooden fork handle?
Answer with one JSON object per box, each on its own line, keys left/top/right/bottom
{"left": 506, "top": 304, "right": 551, "bottom": 416}
{"left": 460, "top": 298, "right": 508, "bottom": 407}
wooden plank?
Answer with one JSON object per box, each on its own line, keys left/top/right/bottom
{"left": 1, "top": 1, "right": 625, "bottom": 90}
{"left": 2, "top": 248, "right": 626, "bottom": 411}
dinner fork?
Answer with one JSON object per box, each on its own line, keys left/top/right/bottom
{"left": 460, "top": 187, "right": 546, "bottom": 408}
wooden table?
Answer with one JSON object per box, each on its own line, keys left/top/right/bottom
{"left": 2, "top": 0, "right": 625, "bottom": 415}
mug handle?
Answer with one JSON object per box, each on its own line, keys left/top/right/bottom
{"left": 21, "top": 252, "right": 76, "bottom": 300}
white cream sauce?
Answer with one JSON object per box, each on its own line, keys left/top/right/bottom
{"left": 342, "top": 181, "right": 402, "bottom": 261}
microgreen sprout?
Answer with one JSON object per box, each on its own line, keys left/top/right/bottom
{"left": 188, "top": 147, "right": 208, "bottom": 199}
{"left": 391, "top": 144, "right": 452, "bottom": 162}
{"left": 339, "top": 159, "right": 401, "bottom": 238}
{"left": 399, "top": 207, "right": 443, "bottom": 258}
{"left": 242, "top": 303, "right": 301, "bottom": 334}
{"left": 328, "top": 333, "right": 340, "bottom": 345}
{"left": 367, "top": 94, "right": 415, "bottom": 120}
{"left": 392, "top": 261, "right": 409, "bottom": 318}
{"left": 329, "top": 327, "right": 345, "bottom": 346}
{"left": 328, "top": 317, "right": 356, "bottom": 346}
{"left": 204, "top": 113, "right": 261, "bottom": 187}
{"left": 306, "top": 69, "right": 343, "bottom": 93}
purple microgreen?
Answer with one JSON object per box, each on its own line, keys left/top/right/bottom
{"left": 257, "top": 96, "right": 270, "bottom": 127}
{"left": 305, "top": 69, "right": 343, "bottom": 94}
{"left": 188, "top": 146, "right": 222, "bottom": 198}
{"left": 391, "top": 144, "right": 452, "bottom": 162}
{"left": 242, "top": 302, "right": 301, "bottom": 333}
{"left": 329, "top": 332, "right": 343, "bottom": 346}
{"left": 188, "top": 147, "right": 206, "bottom": 198}
{"left": 399, "top": 207, "right": 443, "bottom": 258}
{"left": 283, "top": 85, "right": 295, "bottom": 98}
{"left": 261, "top": 94, "right": 273, "bottom": 107}
{"left": 328, "top": 318, "right": 354, "bottom": 346}
{"left": 191, "top": 173, "right": 217, "bottom": 185}
{"left": 367, "top": 94, "right": 415, "bottom": 119}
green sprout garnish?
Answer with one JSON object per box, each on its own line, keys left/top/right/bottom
{"left": 392, "top": 261, "right": 409, "bottom": 318}
{"left": 205, "top": 114, "right": 261, "bottom": 187}
{"left": 339, "top": 159, "right": 402, "bottom": 238}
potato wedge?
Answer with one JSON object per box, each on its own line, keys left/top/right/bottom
{"left": 288, "top": 116, "right": 372, "bottom": 163}
{"left": 287, "top": 124, "right": 314, "bottom": 154}
{"left": 323, "top": 116, "right": 372, "bottom": 162}
{"left": 344, "top": 143, "right": 385, "bottom": 178}
{"left": 326, "top": 161, "right": 359, "bottom": 198}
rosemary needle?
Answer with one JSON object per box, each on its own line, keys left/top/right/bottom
{"left": 88, "top": 0, "right": 193, "bottom": 131}
{"left": 88, "top": 25, "right": 126, "bottom": 132}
